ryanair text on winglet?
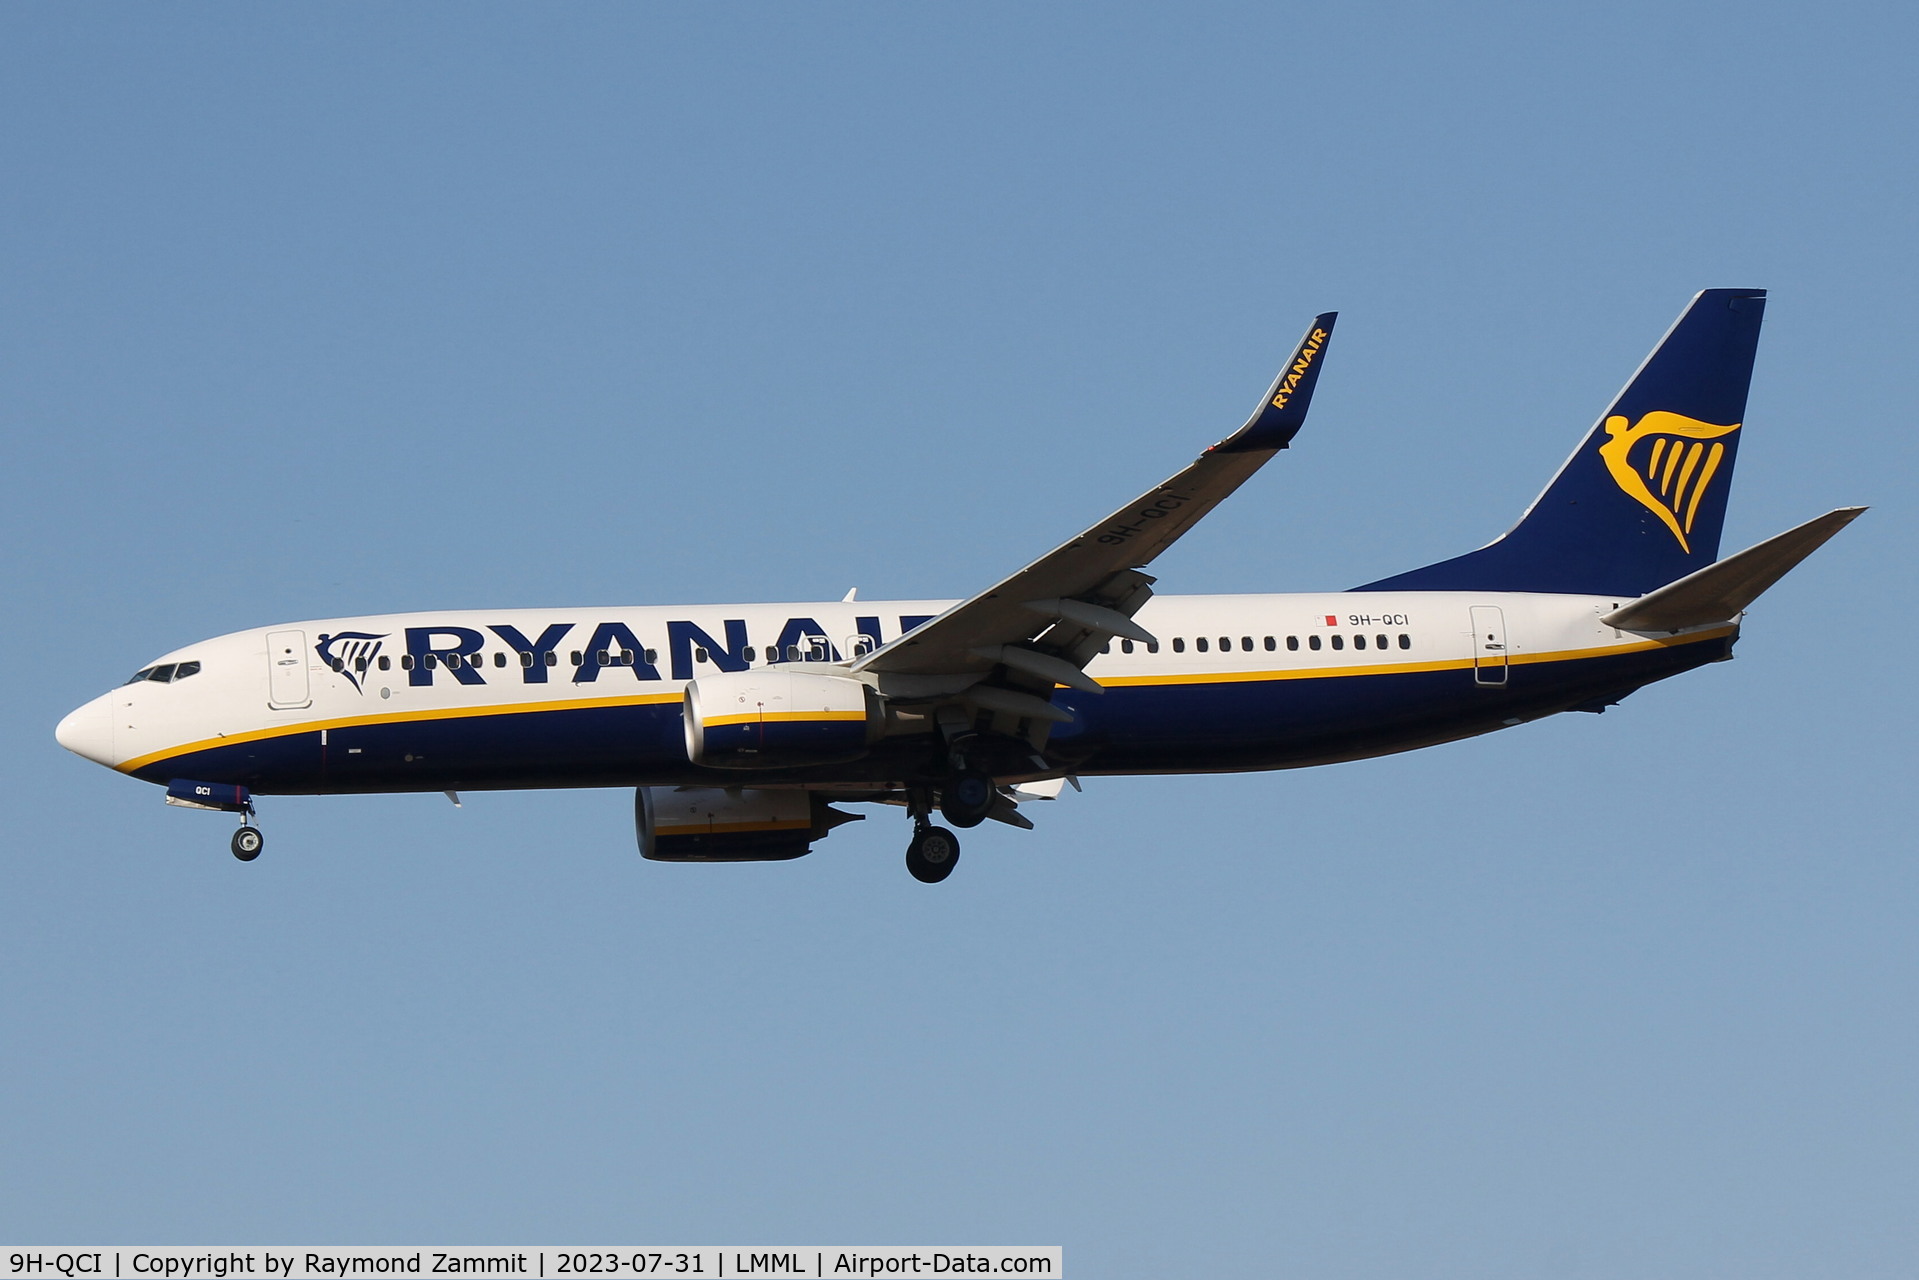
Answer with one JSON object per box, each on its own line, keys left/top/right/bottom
{"left": 1270, "top": 327, "right": 1328, "bottom": 411}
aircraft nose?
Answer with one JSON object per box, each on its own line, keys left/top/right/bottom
{"left": 55, "top": 694, "right": 115, "bottom": 766}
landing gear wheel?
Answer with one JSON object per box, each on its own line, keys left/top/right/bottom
{"left": 231, "top": 827, "right": 264, "bottom": 861}
{"left": 906, "top": 826, "right": 961, "bottom": 884}
{"left": 938, "top": 770, "right": 995, "bottom": 829}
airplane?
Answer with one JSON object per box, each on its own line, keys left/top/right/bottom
{"left": 55, "top": 289, "right": 1863, "bottom": 882}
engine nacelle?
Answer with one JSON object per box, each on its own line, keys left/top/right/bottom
{"left": 683, "top": 668, "right": 882, "bottom": 768}
{"left": 637, "top": 786, "right": 862, "bottom": 862}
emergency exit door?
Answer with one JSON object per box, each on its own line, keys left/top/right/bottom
{"left": 266, "top": 630, "right": 311, "bottom": 708}
{"left": 1470, "top": 606, "right": 1508, "bottom": 686}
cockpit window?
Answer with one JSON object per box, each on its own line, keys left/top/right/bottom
{"left": 125, "top": 660, "right": 200, "bottom": 685}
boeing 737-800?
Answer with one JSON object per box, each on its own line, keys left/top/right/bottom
{"left": 56, "top": 290, "right": 1861, "bottom": 881}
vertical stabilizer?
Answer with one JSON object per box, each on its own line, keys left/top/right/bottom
{"left": 1359, "top": 289, "right": 1767, "bottom": 596}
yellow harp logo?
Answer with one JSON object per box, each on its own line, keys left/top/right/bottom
{"left": 1598, "top": 411, "right": 1741, "bottom": 553}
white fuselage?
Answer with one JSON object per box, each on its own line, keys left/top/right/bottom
{"left": 57, "top": 590, "right": 1734, "bottom": 791}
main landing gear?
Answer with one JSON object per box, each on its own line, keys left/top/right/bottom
{"left": 906, "top": 822, "right": 961, "bottom": 884}
{"left": 938, "top": 769, "right": 996, "bottom": 829}
{"left": 903, "top": 785, "right": 961, "bottom": 883}
{"left": 230, "top": 822, "right": 264, "bottom": 862}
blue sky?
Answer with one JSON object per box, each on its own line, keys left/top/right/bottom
{"left": 3, "top": 4, "right": 1915, "bottom": 1274}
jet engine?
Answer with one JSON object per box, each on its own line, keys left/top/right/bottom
{"left": 637, "top": 786, "right": 863, "bottom": 862}
{"left": 682, "top": 668, "right": 883, "bottom": 768}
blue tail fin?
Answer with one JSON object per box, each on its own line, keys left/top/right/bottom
{"left": 1358, "top": 288, "right": 1767, "bottom": 596}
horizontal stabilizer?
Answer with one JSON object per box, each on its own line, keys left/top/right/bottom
{"left": 1602, "top": 506, "right": 1865, "bottom": 631}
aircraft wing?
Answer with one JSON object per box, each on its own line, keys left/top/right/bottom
{"left": 854, "top": 313, "right": 1337, "bottom": 684}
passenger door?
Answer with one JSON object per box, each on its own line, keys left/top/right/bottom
{"left": 266, "top": 630, "right": 312, "bottom": 708}
{"left": 1470, "top": 606, "right": 1508, "bottom": 686}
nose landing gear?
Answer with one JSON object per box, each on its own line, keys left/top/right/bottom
{"left": 230, "top": 822, "right": 264, "bottom": 861}
{"left": 163, "top": 779, "right": 266, "bottom": 861}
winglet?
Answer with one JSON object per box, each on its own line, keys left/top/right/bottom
{"left": 1210, "top": 312, "right": 1338, "bottom": 454}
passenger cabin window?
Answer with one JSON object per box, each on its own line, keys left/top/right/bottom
{"left": 695, "top": 648, "right": 710, "bottom": 663}
{"left": 1398, "top": 634, "right": 1411, "bottom": 649}
{"left": 520, "top": 651, "right": 534, "bottom": 668}
{"left": 1172, "top": 638, "right": 1185, "bottom": 653}
{"left": 570, "top": 651, "right": 582, "bottom": 666}
{"left": 1241, "top": 637, "right": 1253, "bottom": 651}
{"left": 1219, "top": 636, "right": 1230, "bottom": 651}
{"left": 379, "top": 655, "right": 392, "bottom": 671}
{"left": 494, "top": 652, "right": 507, "bottom": 668}
{"left": 1354, "top": 635, "right": 1366, "bottom": 650}
{"left": 1196, "top": 637, "right": 1209, "bottom": 653}
{"left": 1331, "top": 635, "right": 1344, "bottom": 650}
{"left": 1121, "top": 639, "right": 1135, "bottom": 654}
{"left": 401, "top": 654, "right": 416, "bottom": 671}
{"left": 1377, "top": 634, "right": 1389, "bottom": 650}
{"left": 744, "top": 646, "right": 757, "bottom": 662}
{"left": 1147, "top": 641, "right": 1159, "bottom": 653}
{"left": 1308, "top": 636, "right": 1321, "bottom": 651}
{"left": 1286, "top": 636, "right": 1299, "bottom": 651}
